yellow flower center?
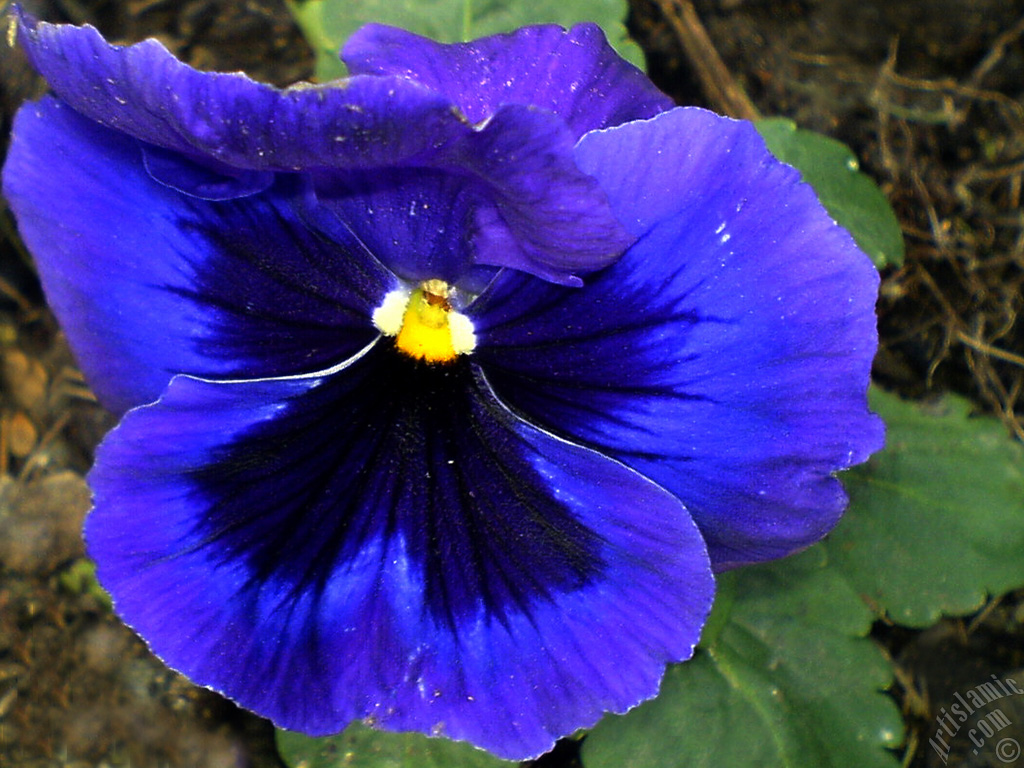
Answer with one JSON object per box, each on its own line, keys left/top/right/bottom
{"left": 372, "top": 279, "right": 476, "bottom": 364}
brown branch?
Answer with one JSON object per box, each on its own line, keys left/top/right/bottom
{"left": 651, "top": 0, "right": 760, "bottom": 121}
{"left": 956, "top": 331, "right": 1024, "bottom": 369}
{"left": 966, "top": 13, "right": 1024, "bottom": 91}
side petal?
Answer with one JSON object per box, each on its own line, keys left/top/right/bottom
{"left": 343, "top": 23, "right": 673, "bottom": 138}
{"left": 472, "top": 107, "right": 885, "bottom": 569}
{"left": 13, "top": 11, "right": 631, "bottom": 283}
{"left": 2, "top": 97, "right": 393, "bottom": 413}
{"left": 86, "top": 344, "right": 713, "bottom": 760}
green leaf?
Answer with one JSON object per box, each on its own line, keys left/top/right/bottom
{"left": 581, "top": 547, "right": 902, "bottom": 768}
{"left": 277, "top": 723, "right": 517, "bottom": 768}
{"left": 57, "top": 558, "right": 112, "bottom": 609}
{"left": 286, "top": 0, "right": 643, "bottom": 82}
{"left": 826, "top": 388, "right": 1024, "bottom": 627}
{"left": 756, "top": 118, "right": 904, "bottom": 269}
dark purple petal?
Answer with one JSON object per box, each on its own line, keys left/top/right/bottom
{"left": 14, "top": 9, "right": 455, "bottom": 172}
{"left": 141, "top": 145, "right": 274, "bottom": 200}
{"left": 2, "top": 97, "right": 393, "bottom": 414}
{"left": 343, "top": 23, "right": 673, "bottom": 138}
{"left": 86, "top": 345, "right": 713, "bottom": 759}
{"left": 14, "top": 10, "right": 630, "bottom": 283}
{"left": 471, "top": 107, "right": 884, "bottom": 569}
{"left": 312, "top": 103, "right": 633, "bottom": 286}
{"left": 311, "top": 168, "right": 476, "bottom": 284}
{"left": 459, "top": 104, "right": 631, "bottom": 283}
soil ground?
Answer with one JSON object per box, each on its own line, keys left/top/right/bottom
{"left": 1, "top": 0, "right": 1023, "bottom": 766}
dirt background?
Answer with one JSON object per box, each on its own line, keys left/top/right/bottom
{"left": 1, "top": 0, "right": 1023, "bottom": 766}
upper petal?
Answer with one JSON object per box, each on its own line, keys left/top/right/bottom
{"left": 13, "top": 10, "right": 632, "bottom": 284}
{"left": 86, "top": 345, "right": 713, "bottom": 759}
{"left": 471, "top": 107, "right": 885, "bottom": 569}
{"left": 310, "top": 102, "right": 633, "bottom": 286}
{"left": 343, "top": 23, "right": 673, "bottom": 138}
{"left": 13, "top": 9, "right": 456, "bottom": 172}
{"left": 2, "top": 97, "right": 393, "bottom": 414}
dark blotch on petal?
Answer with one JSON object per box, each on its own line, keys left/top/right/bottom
{"left": 164, "top": 178, "right": 391, "bottom": 380}
{"left": 190, "top": 346, "right": 603, "bottom": 626}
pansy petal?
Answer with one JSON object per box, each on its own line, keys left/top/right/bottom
{"left": 14, "top": 11, "right": 630, "bottom": 283}
{"left": 13, "top": 9, "right": 455, "bottom": 171}
{"left": 311, "top": 168, "right": 474, "bottom": 283}
{"left": 472, "top": 107, "right": 884, "bottom": 569}
{"left": 343, "top": 23, "right": 673, "bottom": 138}
{"left": 86, "top": 345, "right": 713, "bottom": 760}
{"left": 460, "top": 104, "right": 632, "bottom": 282}
{"left": 312, "top": 103, "right": 633, "bottom": 285}
{"left": 2, "top": 98, "right": 392, "bottom": 413}
{"left": 141, "top": 145, "right": 275, "bottom": 201}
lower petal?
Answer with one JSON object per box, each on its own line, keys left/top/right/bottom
{"left": 86, "top": 344, "right": 712, "bottom": 760}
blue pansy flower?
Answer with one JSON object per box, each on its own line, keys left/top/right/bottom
{"left": 2, "top": 8, "right": 884, "bottom": 760}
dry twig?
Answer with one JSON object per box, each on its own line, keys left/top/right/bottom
{"left": 650, "top": 0, "right": 760, "bottom": 120}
